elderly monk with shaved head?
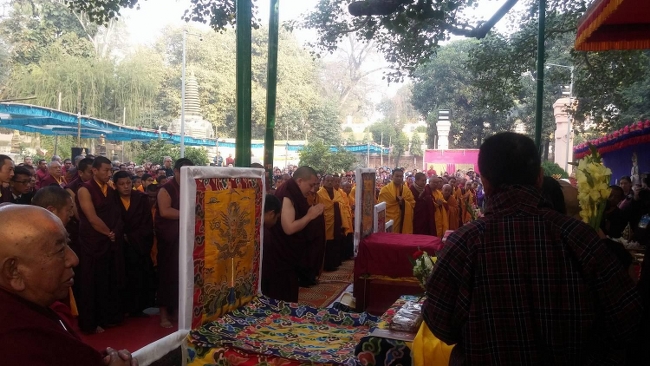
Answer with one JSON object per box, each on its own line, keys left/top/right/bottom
{"left": 0, "top": 205, "right": 138, "bottom": 366}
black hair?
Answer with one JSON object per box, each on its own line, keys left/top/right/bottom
{"left": 92, "top": 156, "right": 112, "bottom": 169}
{"left": 265, "top": 194, "right": 281, "bottom": 214}
{"left": 32, "top": 186, "right": 71, "bottom": 209}
{"left": 146, "top": 183, "right": 159, "bottom": 193}
{"left": 174, "top": 158, "right": 194, "bottom": 171}
{"left": 142, "top": 173, "right": 152, "bottom": 181}
{"left": 541, "top": 176, "right": 566, "bottom": 214}
{"left": 12, "top": 166, "right": 32, "bottom": 178}
{"left": 610, "top": 185, "right": 624, "bottom": 198}
{"left": 619, "top": 176, "right": 631, "bottom": 184}
{"left": 479, "top": 132, "right": 540, "bottom": 190}
{"left": 113, "top": 171, "right": 131, "bottom": 182}
{"left": 0, "top": 154, "right": 12, "bottom": 167}
{"left": 293, "top": 166, "right": 317, "bottom": 180}
{"left": 78, "top": 158, "right": 94, "bottom": 172}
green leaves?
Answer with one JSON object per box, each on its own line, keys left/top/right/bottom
{"left": 298, "top": 141, "right": 357, "bottom": 174}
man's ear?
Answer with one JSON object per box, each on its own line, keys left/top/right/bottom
{"left": 1, "top": 258, "right": 25, "bottom": 292}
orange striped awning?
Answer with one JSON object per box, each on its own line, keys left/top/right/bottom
{"left": 575, "top": 0, "right": 650, "bottom": 51}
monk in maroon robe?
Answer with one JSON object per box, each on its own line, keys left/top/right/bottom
{"left": 114, "top": 171, "right": 155, "bottom": 317}
{"left": 0, "top": 205, "right": 137, "bottom": 366}
{"left": 271, "top": 167, "right": 324, "bottom": 301}
{"left": 39, "top": 161, "right": 67, "bottom": 189}
{"left": 155, "top": 158, "right": 194, "bottom": 328}
{"left": 410, "top": 172, "right": 437, "bottom": 236}
{"left": 65, "top": 157, "right": 94, "bottom": 258}
{"left": 76, "top": 156, "right": 124, "bottom": 334}
{"left": 0, "top": 154, "right": 14, "bottom": 203}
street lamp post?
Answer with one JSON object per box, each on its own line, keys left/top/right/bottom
{"left": 547, "top": 63, "right": 574, "bottom": 173}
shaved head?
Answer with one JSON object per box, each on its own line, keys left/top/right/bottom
{"left": 0, "top": 205, "right": 78, "bottom": 307}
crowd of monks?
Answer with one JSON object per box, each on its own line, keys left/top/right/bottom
{"left": 0, "top": 153, "right": 193, "bottom": 331}
{"left": 260, "top": 166, "right": 484, "bottom": 303}
{"left": 378, "top": 168, "right": 482, "bottom": 238}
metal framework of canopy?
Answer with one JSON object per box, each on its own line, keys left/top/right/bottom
{"left": 0, "top": 102, "right": 389, "bottom": 155}
{"left": 575, "top": 0, "right": 650, "bottom": 51}
{"left": 0, "top": 103, "right": 219, "bottom": 147}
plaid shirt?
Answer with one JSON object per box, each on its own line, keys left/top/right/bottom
{"left": 423, "top": 185, "right": 642, "bottom": 365}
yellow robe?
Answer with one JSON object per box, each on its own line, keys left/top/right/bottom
{"left": 339, "top": 189, "right": 354, "bottom": 235}
{"left": 432, "top": 189, "right": 449, "bottom": 238}
{"left": 378, "top": 182, "right": 415, "bottom": 234}
{"left": 317, "top": 188, "right": 349, "bottom": 240}
{"left": 349, "top": 186, "right": 356, "bottom": 207}
{"left": 447, "top": 194, "right": 461, "bottom": 230}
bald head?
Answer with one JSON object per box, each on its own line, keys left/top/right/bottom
{"left": 442, "top": 184, "right": 453, "bottom": 200}
{"left": 0, "top": 205, "right": 78, "bottom": 307}
{"left": 48, "top": 161, "right": 62, "bottom": 178}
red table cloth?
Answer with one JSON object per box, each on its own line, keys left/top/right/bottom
{"left": 353, "top": 233, "right": 442, "bottom": 314}
{"left": 355, "top": 232, "right": 442, "bottom": 279}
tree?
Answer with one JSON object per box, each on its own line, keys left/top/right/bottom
{"left": 410, "top": 133, "right": 423, "bottom": 156}
{"left": 391, "top": 132, "right": 409, "bottom": 164}
{"left": 298, "top": 141, "right": 357, "bottom": 174}
{"left": 467, "top": 11, "right": 650, "bottom": 133}
{"left": 135, "top": 140, "right": 209, "bottom": 166}
{"left": 369, "top": 120, "right": 397, "bottom": 147}
{"left": 411, "top": 40, "right": 513, "bottom": 149}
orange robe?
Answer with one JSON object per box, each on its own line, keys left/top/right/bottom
{"left": 378, "top": 182, "right": 415, "bottom": 234}
{"left": 447, "top": 194, "right": 461, "bottom": 230}
{"left": 432, "top": 189, "right": 449, "bottom": 238}
{"left": 339, "top": 189, "right": 354, "bottom": 235}
{"left": 461, "top": 189, "right": 477, "bottom": 224}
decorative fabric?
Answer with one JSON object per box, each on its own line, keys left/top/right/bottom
{"left": 360, "top": 173, "right": 376, "bottom": 240}
{"left": 191, "top": 177, "right": 263, "bottom": 329}
{"left": 355, "top": 296, "right": 417, "bottom": 366}
{"left": 187, "top": 296, "right": 378, "bottom": 365}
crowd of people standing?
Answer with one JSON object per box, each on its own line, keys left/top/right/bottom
{"left": 0, "top": 153, "right": 194, "bottom": 332}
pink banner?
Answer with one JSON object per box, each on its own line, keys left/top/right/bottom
{"left": 424, "top": 149, "right": 480, "bottom": 176}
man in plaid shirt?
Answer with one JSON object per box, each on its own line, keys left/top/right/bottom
{"left": 423, "top": 132, "right": 642, "bottom": 365}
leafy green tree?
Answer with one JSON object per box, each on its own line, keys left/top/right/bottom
{"left": 391, "top": 132, "right": 409, "bottom": 163}
{"left": 541, "top": 161, "right": 568, "bottom": 179}
{"left": 369, "top": 120, "right": 397, "bottom": 147}
{"left": 410, "top": 133, "right": 423, "bottom": 157}
{"left": 135, "top": 140, "right": 209, "bottom": 166}
{"left": 299, "top": 141, "right": 356, "bottom": 174}
{"left": 411, "top": 40, "right": 513, "bottom": 149}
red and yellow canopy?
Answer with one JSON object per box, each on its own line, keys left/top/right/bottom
{"left": 575, "top": 0, "right": 650, "bottom": 51}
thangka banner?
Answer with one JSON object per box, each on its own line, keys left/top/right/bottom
{"left": 354, "top": 168, "right": 376, "bottom": 253}
{"left": 178, "top": 167, "right": 265, "bottom": 330}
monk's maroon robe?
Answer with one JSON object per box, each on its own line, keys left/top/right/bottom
{"left": 65, "top": 177, "right": 85, "bottom": 257}
{"left": 76, "top": 179, "right": 124, "bottom": 332}
{"left": 154, "top": 178, "right": 180, "bottom": 310}
{"left": 0, "top": 185, "right": 11, "bottom": 203}
{"left": 39, "top": 174, "right": 65, "bottom": 189}
{"left": 410, "top": 184, "right": 437, "bottom": 237}
{"left": 267, "top": 179, "right": 325, "bottom": 301}
{"left": 118, "top": 191, "right": 155, "bottom": 315}
{"left": 0, "top": 289, "right": 104, "bottom": 366}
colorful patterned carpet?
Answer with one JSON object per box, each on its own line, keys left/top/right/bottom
{"left": 298, "top": 260, "right": 354, "bottom": 308}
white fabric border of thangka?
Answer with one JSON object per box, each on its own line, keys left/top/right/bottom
{"left": 354, "top": 167, "right": 375, "bottom": 255}
{"left": 373, "top": 202, "right": 386, "bottom": 233}
{"left": 132, "top": 166, "right": 266, "bottom": 366}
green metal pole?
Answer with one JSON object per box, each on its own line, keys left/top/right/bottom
{"left": 235, "top": 0, "right": 252, "bottom": 167}
{"left": 534, "top": 0, "right": 546, "bottom": 151}
{"left": 264, "top": 0, "right": 280, "bottom": 176}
